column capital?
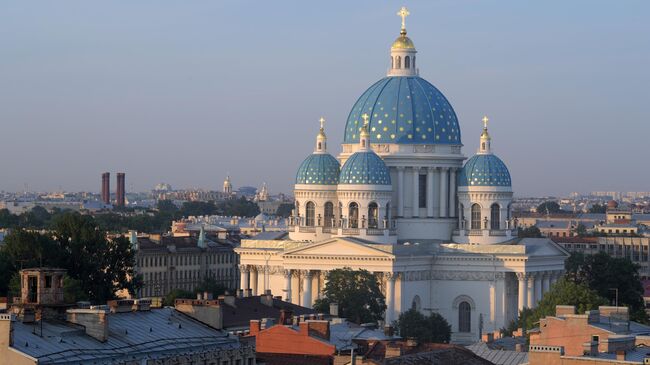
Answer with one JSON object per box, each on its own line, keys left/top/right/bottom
{"left": 427, "top": 166, "right": 436, "bottom": 173}
{"left": 385, "top": 272, "right": 400, "bottom": 281}
{"left": 438, "top": 166, "right": 449, "bottom": 172}
{"left": 397, "top": 166, "right": 405, "bottom": 171}
{"left": 412, "top": 166, "right": 420, "bottom": 172}
{"left": 301, "top": 269, "right": 313, "bottom": 278}
{"left": 283, "top": 269, "right": 292, "bottom": 277}
{"left": 516, "top": 272, "right": 528, "bottom": 281}
{"left": 238, "top": 264, "right": 251, "bottom": 273}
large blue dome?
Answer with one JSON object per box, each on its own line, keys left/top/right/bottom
{"left": 295, "top": 153, "right": 340, "bottom": 185}
{"left": 339, "top": 151, "right": 391, "bottom": 185}
{"left": 458, "top": 154, "right": 511, "bottom": 187}
{"left": 344, "top": 76, "right": 461, "bottom": 145}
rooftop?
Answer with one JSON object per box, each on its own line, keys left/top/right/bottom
{"left": 10, "top": 308, "right": 242, "bottom": 365}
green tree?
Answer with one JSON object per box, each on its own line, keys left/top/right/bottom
{"left": 180, "top": 201, "right": 219, "bottom": 217}
{"left": 275, "top": 203, "right": 295, "bottom": 218}
{"left": 518, "top": 226, "right": 542, "bottom": 238}
{"left": 575, "top": 223, "right": 587, "bottom": 236}
{"left": 313, "top": 268, "right": 386, "bottom": 324}
{"left": 393, "top": 309, "right": 451, "bottom": 343}
{"left": 216, "top": 197, "right": 260, "bottom": 217}
{"left": 536, "top": 201, "right": 561, "bottom": 214}
{"left": 589, "top": 204, "right": 607, "bottom": 214}
{"left": 565, "top": 252, "right": 646, "bottom": 322}
{"left": 163, "top": 288, "right": 195, "bottom": 306}
{"left": 194, "top": 277, "right": 229, "bottom": 297}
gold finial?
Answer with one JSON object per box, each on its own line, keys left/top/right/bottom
{"left": 319, "top": 116, "right": 325, "bottom": 131}
{"left": 482, "top": 115, "right": 489, "bottom": 129}
{"left": 397, "top": 6, "right": 410, "bottom": 31}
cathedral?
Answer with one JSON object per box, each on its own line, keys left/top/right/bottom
{"left": 236, "top": 7, "right": 568, "bottom": 344}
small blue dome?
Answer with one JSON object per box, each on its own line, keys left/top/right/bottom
{"left": 295, "top": 153, "right": 340, "bottom": 185}
{"left": 458, "top": 154, "right": 511, "bottom": 187}
{"left": 339, "top": 151, "right": 391, "bottom": 185}
{"left": 344, "top": 76, "right": 461, "bottom": 145}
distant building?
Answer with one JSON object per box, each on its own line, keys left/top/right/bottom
{"left": 529, "top": 305, "right": 650, "bottom": 364}
{"left": 536, "top": 220, "right": 573, "bottom": 238}
{"left": 101, "top": 172, "right": 110, "bottom": 204}
{"left": 553, "top": 236, "right": 650, "bottom": 278}
{"left": 133, "top": 232, "right": 238, "bottom": 297}
{"left": 116, "top": 172, "right": 125, "bottom": 207}
{"left": 223, "top": 175, "right": 233, "bottom": 194}
{"left": 0, "top": 267, "right": 255, "bottom": 365}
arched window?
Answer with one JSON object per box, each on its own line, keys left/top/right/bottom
{"left": 491, "top": 203, "right": 501, "bottom": 230}
{"left": 459, "top": 301, "right": 471, "bottom": 332}
{"left": 306, "top": 201, "right": 315, "bottom": 227}
{"left": 471, "top": 204, "right": 481, "bottom": 230}
{"left": 482, "top": 142, "right": 486, "bottom": 150}
{"left": 411, "top": 295, "right": 421, "bottom": 311}
{"left": 295, "top": 201, "right": 300, "bottom": 217}
{"left": 396, "top": 56, "right": 401, "bottom": 69}
{"left": 349, "top": 202, "right": 359, "bottom": 228}
{"left": 362, "top": 140, "right": 366, "bottom": 148}
{"left": 324, "top": 202, "right": 334, "bottom": 228}
{"left": 413, "top": 56, "right": 416, "bottom": 68}
{"left": 507, "top": 203, "right": 512, "bottom": 221}
{"left": 368, "top": 202, "right": 379, "bottom": 228}
{"left": 317, "top": 142, "right": 322, "bottom": 150}
{"left": 405, "top": 56, "right": 410, "bottom": 69}
{"left": 391, "top": 56, "right": 394, "bottom": 69}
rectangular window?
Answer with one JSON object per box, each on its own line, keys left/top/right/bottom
{"left": 418, "top": 174, "right": 427, "bottom": 208}
{"left": 44, "top": 275, "right": 52, "bottom": 289}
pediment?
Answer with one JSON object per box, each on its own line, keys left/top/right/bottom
{"left": 284, "top": 238, "right": 394, "bottom": 259}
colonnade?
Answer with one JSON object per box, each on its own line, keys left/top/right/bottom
{"left": 239, "top": 265, "right": 399, "bottom": 323}
{"left": 395, "top": 166, "right": 457, "bottom": 218}
{"left": 516, "top": 270, "right": 563, "bottom": 310}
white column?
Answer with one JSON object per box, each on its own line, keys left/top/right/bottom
{"left": 239, "top": 265, "right": 250, "bottom": 291}
{"left": 426, "top": 168, "right": 434, "bottom": 217}
{"left": 448, "top": 168, "right": 456, "bottom": 217}
{"left": 542, "top": 272, "right": 551, "bottom": 294}
{"left": 284, "top": 270, "right": 292, "bottom": 302}
{"left": 397, "top": 167, "right": 405, "bottom": 217}
{"left": 251, "top": 267, "right": 259, "bottom": 296}
{"left": 302, "top": 270, "right": 313, "bottom": 308}
{"left": 412, "top": 167, "right": 420, "bottom": 218}
{"left": 439, "top": 167, "right": 448, "bottom": 218}
{"left": 535, "top": 274, "right": 542, "bottom": 305}
{"left": 495, "top": 274, "right": 506, "bottom": 328}
{"left": 527, "top": 275, "right": 535, "bottom": 308}
{"left": 517, "top": 273, "right": 527, "bottom": 311}
{"left": 385, "top": 273, "right": 396, "bottom": 325}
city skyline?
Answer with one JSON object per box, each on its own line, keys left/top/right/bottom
{"left": 1, "top": 1, "right": 648, "bottom": 196}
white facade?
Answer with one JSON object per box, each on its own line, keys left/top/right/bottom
{"left": 235, "top": 8, "right": 568, "bottom": 344}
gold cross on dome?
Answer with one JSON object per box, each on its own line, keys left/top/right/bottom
{"left": 482, "top": 115, "right": 489, "bottom": 129}
{"left": 361, "top": 113, "right": 370, "bottom": 126}
{"left": 397, "top": 6, "right": 410, "bottom": 30}
{"left": 319, "top": 117, "right": 325, "bottom": 130}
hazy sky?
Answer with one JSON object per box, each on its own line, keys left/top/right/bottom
{"left": 1, "top": 1, "right": 648, "bottom": 196}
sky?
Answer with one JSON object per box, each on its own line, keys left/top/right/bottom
{"left": 0, "top": 1, "right": 648, "bottom": 197}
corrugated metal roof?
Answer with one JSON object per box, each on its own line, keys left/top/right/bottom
{"left": 12, "top": 308, "right": 241, "bottom": 364}
{"left": 466, "top": 342, "right": 528, "bottom": 365}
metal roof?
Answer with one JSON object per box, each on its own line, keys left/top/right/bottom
{"left": 11, "top": 308, "right": 241, "bottom": 364}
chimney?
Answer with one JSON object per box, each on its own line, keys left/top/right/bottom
{"left": 204, "top": 291, "right": 213, "bottom": 300}
{"left": 236, "top": 289, "right": 243, "bottom": 298}
{"left": 197, "top": 293, "right": 203, "bottom": 300}
{"left": 406, "top": 337, "right": 418, "bottom": 348}
{"left": 329, "top": 302, "right": 339, "bottom": 317}
{"left": 223, "top": 293, "right": 236, "bottom": 307}
{"left": 250, "top": 320, "right": 261, "bottom": 336}
{"left": 245, "top": 289, "right": 252, "bottom": 297}
{"left": 617, "top": 350, "right": 626, "bottom": 361}
{"left": 583, "top": 341, "right": 598, "bottom": 357}
{"left": 555, "top": 305, "right": 576, "bottom": 317}
{"left": 66, "top": 309, "right": 109, "bottom": 342}
{"left": 384, "top": 325, "right": 394, "bottom": 337}
{"left": 0, "top": 314, "right": 15, "bottom": 348}
{"left": 260, "top": 290, "right": 273, "bottom": 307}
{"left": 279, "top": 309, "right": 293, "bottom": 325}
{"left": 304, "top": 320, "right": 330, "bottom": 341}
{"left": 107, "top": 299, "right": 134, "bottom": 313}
{"left": 515, "top": 343, "right": 525, "bottom": 352}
